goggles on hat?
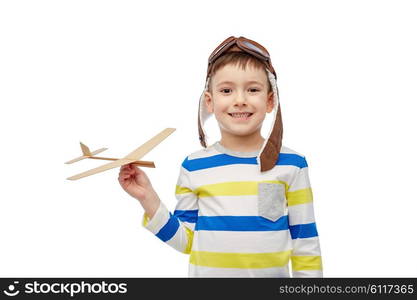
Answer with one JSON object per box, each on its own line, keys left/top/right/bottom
{"left": 206, "top": 36, "right": 276, "bottom": 78}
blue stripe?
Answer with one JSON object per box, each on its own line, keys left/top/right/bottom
{"left": 155, "top": 213, "right": 180, "bottom": 242}
{"left": 289, "top": 223, "right": 318, "bottom": 239}
{"left": 182, "top": 153, "right": 307, "bottom": 172}
{"left": 279, "top": 153, "right": 308, "bottom": 168}
{"left": 195, "top": 215, "right": 289, "bottom": 231}
{"left": 173, "top": 209, "right": 198, "bottom": 223}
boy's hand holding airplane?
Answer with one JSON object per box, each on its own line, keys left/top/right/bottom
{"left": 118, "top": 164, "right": 160, "bottom": 218}
{"left": 118, "top": 164, "right": 154, "bottom": 201}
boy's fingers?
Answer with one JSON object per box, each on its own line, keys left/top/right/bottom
{"left": 123, "top": 164, "right": 136, "bottom": 173}
{"left": 120, "top": 165, "right": 135, "bottom": 174}
{"left": 130, "top": 164, "right": 140, "bottom": 171}
{"left": 122, "top": 171, "right": 134, "bottom": 178}
{"left": 119, "top": 164, "right": 142, "bottom": 179}
{"left": 120, "top": 168, "right": 133, "bottom": 174}
{"left": 118, "top": 174, "right": 130, "bottom": 182}
{"left": 118, "top": 174, "right": 132, "bottom": 184}
{"left": 119, "top": 166, "right": 129, "bottom": 173}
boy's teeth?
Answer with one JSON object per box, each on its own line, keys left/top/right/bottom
{"left": 230, "top": 113, "right": 252, "bottom": 117}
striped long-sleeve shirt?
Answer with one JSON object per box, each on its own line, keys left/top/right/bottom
{"left": 142, "top": 142, "right": 323, "bottom": 277}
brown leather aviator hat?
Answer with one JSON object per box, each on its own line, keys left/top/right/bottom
{"left": 198, "top": 36, "right": 283, "bottom": 172}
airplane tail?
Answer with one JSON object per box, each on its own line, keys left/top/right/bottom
{"left": 80, "top": 142, "right": 92, "bottom": 156}
{"left": 65, "top": 143, "right": 108, "bottom": 164}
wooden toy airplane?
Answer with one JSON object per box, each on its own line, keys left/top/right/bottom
{"left": 65, "top": 128, "right": 175, "bottom": 180}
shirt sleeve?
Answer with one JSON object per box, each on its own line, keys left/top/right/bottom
{"left": 287, "top": 156, "right": 323, "bottom": 277}
{"left": 141, "top": 158, "right": 197, "bottom": 254}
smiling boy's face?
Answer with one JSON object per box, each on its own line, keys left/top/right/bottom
{"left": 204, "top": 63, "right": 274, "bottom": 141}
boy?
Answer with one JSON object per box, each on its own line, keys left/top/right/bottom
{"left": 119, "top": 36, "right": 323, "bottom": 277}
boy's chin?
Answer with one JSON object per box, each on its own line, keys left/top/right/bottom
{"left": 221, "top": 126, "right": 260, "bottom": 137}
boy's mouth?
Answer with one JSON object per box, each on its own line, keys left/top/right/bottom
{"left": 228, "top": 112, "right": 254, "bottom": 120}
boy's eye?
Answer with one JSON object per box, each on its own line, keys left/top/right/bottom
{"left": 221, "top": 89, "right": 232, "bottom": 94}
{"left": 249, "top": 88, "right": 260, "bottom": 93}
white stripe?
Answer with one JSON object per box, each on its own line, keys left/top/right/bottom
{"left": 165, "top": 224, "right": 188, "bottom": 253}
{"left": 198, "top": 195, "right": 259, "bottom": 216}
{"left": 176, "top": 166, "right": 192, "bottom": 186}
{"left": 192, "top": 230, "right": 293, "bottom": 253}
{"left": 189, "top": 264, "right": 291, "bottom": 278}
{"left": 281, "top": 145, "right": 305, "bottom": 157}
{"left": 291, "top": 237, "right": 322, "bottom": 256}
{"left": 288, "top": 202, "right": 316, "bottom": 225}
{"left": 174, "top": 193, "right": 198, "bottom": 211}
{"left": 289, "top": 167, "right": 311, "bottom": 191}
{"left": 292, "top": 269, "right": 323, "bottom": 278}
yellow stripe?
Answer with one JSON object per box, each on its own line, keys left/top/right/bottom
{"left": 195, "top": 180, "right": 288, "bottom": 198}
{"left": 183, "top": 227, "right": 194, "bottom": 254}
{"left": 190, "top": 250, "right": 292, "bottom": 269}
{"left": 142, "top": 213, "right": 150, "bottom": 227}
{"left": 291, "top": 256, "right": 322, "bottom": 271}
{"left": 175, "top": 185, "right": 194, "bottom": 194}
{"left": 287, "top": 188, "right": 313, "bottom": 206}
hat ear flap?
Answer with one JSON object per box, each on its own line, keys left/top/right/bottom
{"left": 198, "top": 77, "right": 211, "bottom": 148}
{"left": 258, "top": 69, "right": 283, "bottom": 172}
{"left": 259, "top": 104, "right": 283, "bottom": 172}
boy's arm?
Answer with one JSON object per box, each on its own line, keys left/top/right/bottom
{"left": 287, "top": 156, "right": 323, "bottom": 277}
{"left": 141, "top": 160, "right": 197, "bottom": 254}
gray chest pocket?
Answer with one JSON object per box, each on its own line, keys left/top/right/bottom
{"left": 258, "top": 182, "right": 286, "bottom": 222}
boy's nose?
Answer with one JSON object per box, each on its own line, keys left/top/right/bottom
{"left": 233, "top": 92, "right": 247, "bottom": 106}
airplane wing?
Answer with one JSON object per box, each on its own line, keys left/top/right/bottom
{"left": 65, "top": 155, "right": 87, "bottom": 164}
{"left": 67, "top": 158, "right": 132, "bottom": 180}
{"left": 66, "top": 128, "right": 175, "bottom": 180}
{"left": 124, "top": 128, "right": 175, "bottom": 160}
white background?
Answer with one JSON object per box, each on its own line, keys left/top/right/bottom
{"left": 1, "top": 0, "right": 416, "bottom": 277}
